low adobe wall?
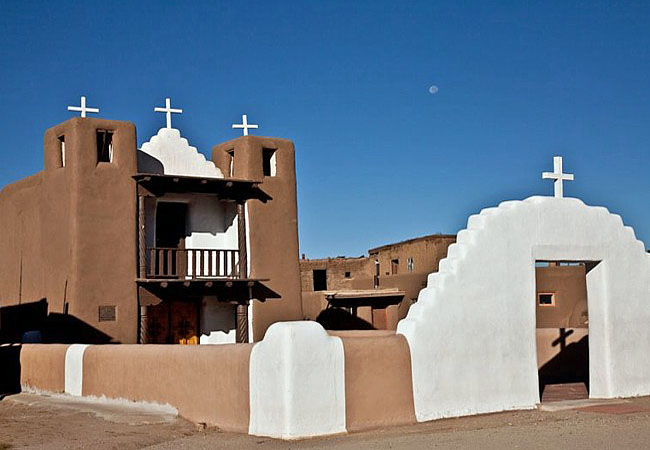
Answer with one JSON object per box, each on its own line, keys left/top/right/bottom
{"left": 13, "top": 323, "right": 417, "bottom": 439}
{"left": 82, "top": 344, "right": 252, "bottom": 432}
{"left": 20, "top": 344, "right": 69, "bottom": 393}
{"left": 18, "top": 343, "right": 252, "bottom": 433}
{"left": 333, "top": 330, "right": 416, "bottom": 431}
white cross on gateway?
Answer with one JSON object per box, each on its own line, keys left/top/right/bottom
{"left": 542, "top": 155, "right": 574, "bottom": 198}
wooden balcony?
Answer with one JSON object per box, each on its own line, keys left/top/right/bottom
{"left": 146, "top": 247, "right": 240, "bottom": 279}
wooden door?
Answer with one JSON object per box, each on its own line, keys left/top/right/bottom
{"left": 170, "top": 301, "right": 199, "bottom": 345}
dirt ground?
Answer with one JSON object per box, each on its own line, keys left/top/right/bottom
{"left": 2, "top": 393, "right": 650, "bottom": 449}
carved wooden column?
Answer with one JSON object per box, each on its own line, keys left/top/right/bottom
{"left": 139, "top": 304, "right": 149, "bottom": 344}
{"left": 236, "top": 201, "right": 250, "bottom": 343}
{"left": 236, "top": 302, "right": 249, "bottom": 343}
{"left": 237, "top": 202, "right": 248, "bottom": 278}
{"left": 138, "top": 195, "right": 146, "bottom": 279}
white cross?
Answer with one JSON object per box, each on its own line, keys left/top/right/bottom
{"left": 542, "top": 156, "right": 574, "bottom": 198}
{"left": 232, "top": 114, "right": 258, "bottom": 136}
{"left": 154, "top": 97, "right": 183, "bottom": 129}
{"left": 67, "top": 96, "right": 100, "bottom": 118}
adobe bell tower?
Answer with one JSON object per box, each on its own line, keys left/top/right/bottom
{"left": 212, "top": 135, "right": 303, "bottom": 341}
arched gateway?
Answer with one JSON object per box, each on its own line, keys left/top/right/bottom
{"left": 397, "top": 196, "right": 650, "bottom": 422}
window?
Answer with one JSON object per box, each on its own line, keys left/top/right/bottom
{"left": 227, "top": 150, "right": 235, "bottom": 177}
{"left": 538, "top": 293, "right": 556, "bottom": 307}
{"left": 344, "top": 271, "right": 351, "bottom": 278}
{"left": 407, "top": 257, "right": 414, "bottom": 273}
{"left": 391, "top": 259, "right": 399, "bottom": 275}
{"left": 262, "top": 148, "right": 276, "bottom": 177}
{"left": 58, "top": 135, "right": 65, "bottom": 167}
{"left": 96, "top": 130, "right": 114, "bottom": 163}
{"left": 313, "top": 269, "right": 327, "bottom": 291}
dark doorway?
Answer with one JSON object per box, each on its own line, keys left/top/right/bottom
{"left": 155, "top": 202, "right": 188, "bottom": 278}
{"left": 156, "top": 202, "right": 188, "bottom": 248}
{"left": 313, "top": 269, "right": 327, "bottom": 291}
{"left": 535, "top": 261, "right": 590, "bottom": 402}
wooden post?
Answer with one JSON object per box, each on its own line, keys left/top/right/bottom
{"left": 138, "top": 195, "right": 146, "bottom": 279}
{"left": 139, "top": 304, "right": 149, "bottom": 344}
{"left": 237, "top": 202, "right": 248, "bottom": 279}
{"left": 236, "top": 302, "right": 249, "bottom": 343}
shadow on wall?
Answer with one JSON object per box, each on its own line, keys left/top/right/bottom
{"left": 316, "top": 307, "right": 375, "bottom": 331}
{"left": 539, "top": 334, "right": 589, "bottom": 397}
{"left": 0, "top": 345, "right": 20, "bottom": 397}
{"left": 0, "top": 299, "right": 114, "bottom": 344}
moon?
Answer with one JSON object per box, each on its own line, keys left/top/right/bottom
{"left": 428, "top": 85, "right": 439, "bottom": 94}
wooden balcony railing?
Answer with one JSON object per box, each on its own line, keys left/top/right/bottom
{"left": 146, "top": 248, "right": 240, "bottom": 279}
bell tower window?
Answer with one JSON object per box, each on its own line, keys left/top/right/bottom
{"left": 262, "top": 148, "right": 276, "bottom": 177}
{"left": 97, "top": 130, "right": 114, "bottom": 163}
{"left": 58, "top": 135, "right": 66, "bottom": 167}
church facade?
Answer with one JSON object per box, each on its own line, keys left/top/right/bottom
{"left": 0, "top": 116, "right": 303, "bottom": 344}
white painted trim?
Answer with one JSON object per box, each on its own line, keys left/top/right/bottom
{"left": 64, "top": 344, "right": 89, "bottom": 396}
{"left": 245, "top": 203, "right": 253, "bottom": 340}
{"left": 249, "top": 322, "right": 346, "bottom": 439}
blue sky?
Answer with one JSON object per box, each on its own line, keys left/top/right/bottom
{"left": 1, "top": 1, "right": 648, "bottom": 258}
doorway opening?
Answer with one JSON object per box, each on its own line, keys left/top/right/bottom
{"left": 535, "top": 261, "right": 592, "bottom": 402}
{"left": 155, "top": 202, "right": 188, "bottom": 278}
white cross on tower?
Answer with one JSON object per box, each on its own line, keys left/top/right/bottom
{"left": 542, "top": 156, "right": 574, "bottom": 198}
{"left": 232, "top": 114, "right": 258, "bottom": 136}
{"left": 67, "top": 95, "right": 100, "bottom": 118}
{"left": 154, "top": 97, "right": 183, "bottom": 129}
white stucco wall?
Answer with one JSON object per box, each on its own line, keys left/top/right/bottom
{"left": 200, "top": 297, "right": 236, "bottom": 344}
{"left": 248, "top": 321, "right": 346, "bottom": 439}
{"left": 397, "top": 196, "right": 650, "bottom": 422}
{"left": 138, "top": 128, "right": 223, "bottom": 178}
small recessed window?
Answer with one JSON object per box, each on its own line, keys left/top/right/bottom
{"left": 58, "top": 135, "right": 66, "bottom": 167}
{"left": 538, "top": 293, "right": 556, "bottom": 307}
{"left": 344, "top": 271, "right": 351, "bottom": 278}
{"left": 227, "top": 150, "right": 235, "bottom": 177}
{"left": 262, "top": 148, "right": 276, "bottom": 177}
{"left": 97, "top": 130, "right": 114, "bottom": 163}
{"left": 391, "top": 259, "right": 399, "bottom": 275}
{"left": 407, "top": 257, "right": 414, "bottom": 273}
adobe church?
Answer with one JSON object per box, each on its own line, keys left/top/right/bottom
{"left": 0, "top": 98, "right": 303, "bottom": 344}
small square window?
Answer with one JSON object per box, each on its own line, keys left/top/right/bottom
{"left": 97, "top": 130, "right": 114, "bottom": 163}
{"left": 262, "top": 148, "right": 276, "bottom": 177}
{"left": 538, "top": 293, "right": 555, "bottom": 307}
{"left": 391, "top": 259, "right": 399, "bottom": 275}
{"left": 407, "top": 257, "right": 414, "bottom": 273}
{"left": 344, "top": 271, "right": 351, "bottom": 278}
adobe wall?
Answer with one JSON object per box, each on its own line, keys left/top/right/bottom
{"left": 0, "top": 118, "right": 139, "bottom": 344}
{"left": 20, "top": 344, "right": 69, "bottom": 392}
{"left": 535, "top": 265, "right": 588, "bottom": 328}
{"left": 82, "top": 344, "right": 252, "bottom": 432}
{"left": 332, "top": 331, "right": 416, "bottom": 431}
{"left": 369, "top": 235, "right": 456, "bottom": 278}
{"left": 14, "top": 322, "right": 419, "bottom": 439}
{"left": 213, "top": 137, "right": 303, "bottom": 341}
{"left": 300, "top": 257, "right": 373, "bottom": 292}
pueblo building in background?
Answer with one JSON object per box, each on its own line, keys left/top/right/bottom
{"left": 0, "top": 112, "right": 302, "bottom": 344}
{"left": 302, "top": 230, "right": 592, "bottom": 400}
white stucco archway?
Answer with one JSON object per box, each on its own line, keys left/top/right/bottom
{"left": 397, "top": 196, "right": 650, "bottom": 422}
